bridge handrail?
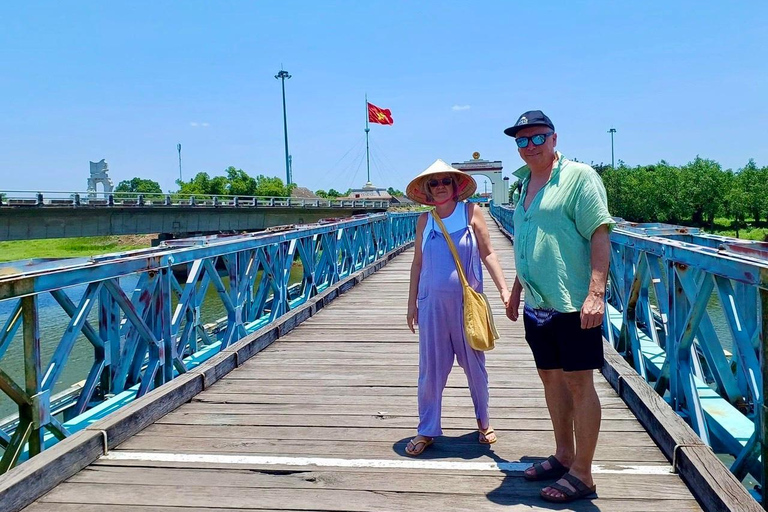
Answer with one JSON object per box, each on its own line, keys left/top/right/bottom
{"left": 490, "top": 202, "right": 768, "bottom": 490}
{"left": 0, "top": 211, "right": 420, "bottom": 473}
{"left": 0, "top": 190, "right": 390, "bottom": 209}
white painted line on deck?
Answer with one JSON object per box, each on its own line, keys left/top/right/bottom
{"left": 103, "top": 451, "right": 674, "bottom": 475}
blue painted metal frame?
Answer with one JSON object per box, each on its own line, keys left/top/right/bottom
{"left": 491, "top": 203, "right": 768, "bottom": 495}
{"left": 0, "top": 212, "right": 419, "bottom": 473}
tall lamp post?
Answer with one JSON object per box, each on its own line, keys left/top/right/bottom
{"left": 275, "top": 68, "right": 292, "bottom": 186}
{"left": 608, "top": 127, "right": 617, "bottom": 168}
{"left": 177, "top": 143, "right": 182, "bottom": 182}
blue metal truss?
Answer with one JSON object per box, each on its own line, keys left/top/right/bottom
{"left": 0, "top": 212, "right": 419, "bottom": 473}
{"left": 490, "top": 203, "right": 768, "bottom": 492}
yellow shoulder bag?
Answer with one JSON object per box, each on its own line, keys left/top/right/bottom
{"left": 430, "top": 210, "right": 499, "bottom": 351}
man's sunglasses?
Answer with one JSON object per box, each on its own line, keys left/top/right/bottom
{"left": 428, "top": 177, "right": 454, "bottom": 188}
{"left": 515, "top": 131, "right": 554, "bottom": 148}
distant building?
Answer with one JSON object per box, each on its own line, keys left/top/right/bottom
{"left": 341, "top": 181, "right": 392, "bottom": 201}
{"left": 337, "top": 181, "right": 414, "bottom": 206}
{"left": 290, "top": 186, "right": 319, "bottom": 199}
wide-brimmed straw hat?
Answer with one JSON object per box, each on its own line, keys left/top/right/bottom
{"left": 406, "top": 159, "right": 477, "bottom": 205}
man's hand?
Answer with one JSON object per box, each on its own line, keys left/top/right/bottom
{"left": 505, "top": 288, "right": 521, "bottom": 321}
{"left": 580, "top": 292, "right": 605, "bottom": 329}
{"left": 407, "top": 303, "right": 418, "bottom": 333}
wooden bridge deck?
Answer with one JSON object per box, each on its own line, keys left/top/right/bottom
{"left": 19, "top": 214, "right": 705, "bottom": 511}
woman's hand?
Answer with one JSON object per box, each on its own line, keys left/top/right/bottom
{"left": 407, "top": 303, "right": 418, "bottom": 333}
{"left": 505, "top": 287, "right": 522, "bottom": 321}
{"left": 500, "top": 289, "right": 511, "bottom": 308}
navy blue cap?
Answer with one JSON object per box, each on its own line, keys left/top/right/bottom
{"left": 504, "top": 110, "right": 555, "bottom": 137}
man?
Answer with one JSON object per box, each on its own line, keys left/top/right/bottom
{"left": 503, "top": 110, "right": 613, "bottom": 503}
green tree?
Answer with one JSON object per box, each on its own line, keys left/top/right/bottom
{"left": 315, "top": 190, "right": 329, "bottom": 198}
{"left": 176, "top": 172, "right": 228, "bottom": 196}
{"left": 326, "top": 189, "right": 343, "bottom": 197}
{"left": 387, "top": 187, "right": 404, "bottom": 197}
{"left": 175, "top": 167, "right": 294, "bottom": 198}
{"left": 254, "top": 174, "right": 294, "bottom": 197}
{"left": 226, "top": 167, "right": 259, "bottom": 195}
{"left": 736, "top": 160, "right": 768, "bottom": 223}
{"left": 115, "top": 177, "right": 163, "bottom": 198}
{"left": 679, "top": 157, "right": 727, "bottom": 225}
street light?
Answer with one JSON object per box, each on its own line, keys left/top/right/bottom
{"left": 275, "top": 68, "right": 292, "bottom": 185}
{"left": 177, "top": 143, "right": 182, "bottom": 182}
{"left": 608, "top": 127, "right": 617, "bottom": 168}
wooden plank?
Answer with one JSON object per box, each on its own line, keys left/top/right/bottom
{"left": 190, "top": 392, "right": 630, "bottom": 408}
{"left": 128, "top": 423, "right": 658, "bottom": 446}
{"left": 25, "top": 506, "right": 311, "bottom": 512}
{"left": 115, "top": 436, "right": 668, "bottom": 462}
{"left": 203, "top": 381, "right": 624, "bottom": 398}
{"left": 70, "top": 464, "right": 696, "bottom": 500}
{"left": 156, "top": 412, "right": 648, "bottom": 432}
{"left": 34, "top": 482, "right": 703, "bottom": 511}
{"left": 170, "top": 402, "right": 638, "bottom": 420}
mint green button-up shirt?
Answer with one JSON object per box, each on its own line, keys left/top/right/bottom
{"left": 512, "top": 153, "right": 614, "bottom": 313}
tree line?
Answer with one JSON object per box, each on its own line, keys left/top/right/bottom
{"left": 115, "top": 167, "right": 405, "bottom": 200}
{"left": 115, "top": 167, "right": 296, "bottom": 198}
{"left": 596, "top": 158, "right": 767, "bottom": 228}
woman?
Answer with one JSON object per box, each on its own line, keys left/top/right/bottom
{"left": 404, "top": 159, "right": 511, "bottom": 456}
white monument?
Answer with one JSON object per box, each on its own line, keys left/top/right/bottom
{"left": 452, "top": 152, "right": 507, "bottom": 204}
{"left": 87, "top": 159, "right": 114, "bottom": 198}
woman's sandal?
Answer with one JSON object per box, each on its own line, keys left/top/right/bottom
{"left": 540, "top": 473, "right": 597, "bottom": 503}
{"left": 478, "top": 427, "right": 497, "bottom": 444}
{"left": 405, "top": 435, "right": 433, "bottom": 456}
{"left": 524, "top": 455, "right": 570, "bottom": 481}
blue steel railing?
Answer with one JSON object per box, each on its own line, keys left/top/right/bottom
{"left": 490, "top": 203, "right": 768, "bottom": 490}
{"left": 0, "top": 211, "right": 419, "bottom": 473}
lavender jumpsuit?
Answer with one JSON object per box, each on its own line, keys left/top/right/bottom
{"left": 416, "top": 205, "right": 490, "bottom": 437}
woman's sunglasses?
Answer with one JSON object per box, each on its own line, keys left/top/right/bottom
{"left": 428, "top": 177, "right": 454, "bottom": 188}
{"left": 515, "top": 131, "right": 554, "bottom": 148}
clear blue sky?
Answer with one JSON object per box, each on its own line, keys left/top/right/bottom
{"left": 1, "top": 1, "right": 766, "bottom": 195}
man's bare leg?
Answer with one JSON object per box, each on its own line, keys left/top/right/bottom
{"left": 541, "top": 370, "right": 601, "bottom": 498}
{"left": 524, "top": 369, "right": 575, "bottom": 477}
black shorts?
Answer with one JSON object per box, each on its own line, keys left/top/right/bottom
{"left": 523, "top": 308, "right": 604, "bottom": 372}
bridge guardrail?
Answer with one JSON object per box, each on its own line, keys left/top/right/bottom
{"left": 0, "top": 211, "right": 420, "bottom": 473}
{"left": 490, "top": 202, "right": 768, "bottom": 497}
{"left": 0, "top": 190, "right": 390, "bottom": 209}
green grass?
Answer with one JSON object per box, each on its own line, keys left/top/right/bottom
{"left": 0, "top": 236, "right": 150, "bottom": 262}
{"left": 701, "top": 218, "right": 768, "bottom": 241}
{"left": 710, "top": 227, "right": 768, "bottom": 241}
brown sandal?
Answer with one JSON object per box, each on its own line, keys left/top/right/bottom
{"left": 541, "top": 473, "right": 597, "bottom": 503}
{"left": 478, "top": 427, "right": 497, "bottom": 444}
{"left": 405, "top": 435, "right": 433, "bottom": 456}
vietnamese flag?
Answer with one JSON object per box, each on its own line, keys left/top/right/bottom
{"left": 368, "top": 102, "right": 394, "bottom": 125}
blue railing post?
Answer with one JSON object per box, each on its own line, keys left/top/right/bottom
{"left": 762, "top": 288, "right": 768, "bottom": 507}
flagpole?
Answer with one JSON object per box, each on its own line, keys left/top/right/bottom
{"left": 365, "top": 94, "right": 371, "bottom": 184}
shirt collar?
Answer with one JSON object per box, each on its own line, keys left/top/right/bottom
{"left": 512, "top": 151, "right": 565, "bottom": 181}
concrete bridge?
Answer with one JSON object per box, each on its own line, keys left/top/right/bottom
{"left": 0, "top": 191, "right": 390, "bottom": 241}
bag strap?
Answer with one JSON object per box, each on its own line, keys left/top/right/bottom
{"left": 430, "top": 210, "right": 470, "bottom": 289}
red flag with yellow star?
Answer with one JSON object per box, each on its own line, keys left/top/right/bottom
{"left": 367, "top": 102, "right": 393, "bottom": 125}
